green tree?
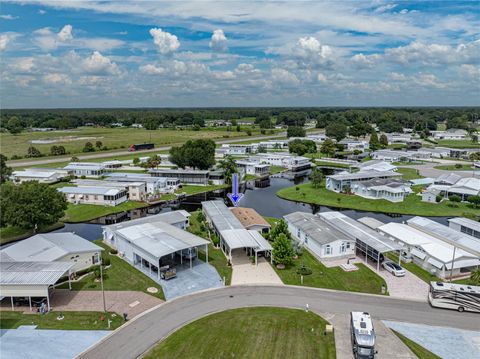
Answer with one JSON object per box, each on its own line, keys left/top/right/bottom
{"left": 470, "top": 269, "right": 480, "bottom": 285}
{"left": 57, "top": 146, "right": 66, "bottom": 155}
{"left": 95, "top": 141, "right": 103, "bottom": 149}
{"left": 144, "top": 119, "right": 158, "bottom": 130}
{"left": 272, "top": 233, "right": 295, "bottom": 266}
{"left": 288, "top": 139, "right": 316, "bottom": 156}
{"left": 218, "top": 155, "right": 238, "bottom": 184}
{"left": 50, "top": 145, "right": 59, "bottom": 156}
{"left": 369, "top": 130, "right": 380, "bottom": 151}
{"left": 26, "top": 146, "right": 42, "bottom": 158}
{"left": 320, "top": 138, "right": 336, "bottom": 156}
{"left": 287, "top": 126, "right": 306, "bottom": 138}
{"left": 379, "top": 134, "right": 389, "bottom": 147}
{"left": 449, "top": 195, "right": 461, "bottom": 203}
{"left": 169, "top": 139, "right": 216, "bottom": 170}
{"left": 467, "top": 195, "right": 480, "bottom": 208}
{"left": 143, "top": 155, "right": 161, "bottom": 169}
{"left": 0, "top": 182, "right": 67, "bottom": 229}
{"left": 469, "top": 152, "right": 480, "bottom": 161}
{"left": 132, "top": 157, "right": 140, "bottom": 166}
{"left": 82, "top": 142, "right": 95, "bottom": 152}
{"left": 309, "top": 167, "right": 323, "bottom": 188}
{"left": 325, "top": 123, "right": 347, "bottom": 141}
{"left": 269, "top": 219, "right": 291, "bottom": 241}
{"left": 349, "top": 121, "right": 369, "bottom": 138}
{"left": 71, "top": 156, "right": 79, "bottom": 162}
{"left": 257, "top": 144, "right": 267, "bottom": 153}
{"left": 0, "top": 154, "right": 12, "bottom": 184}
{"left": 5, "top": 116, "right": 24, "bottom": 135}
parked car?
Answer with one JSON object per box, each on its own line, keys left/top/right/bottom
{"left": 382, "top": 261, "right": 406, "bottom": 277}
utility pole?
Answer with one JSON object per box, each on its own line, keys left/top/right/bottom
{"left": 100, "top": 258, "right": 106, "bottom": 312}
{"left": 449, "top": 246, "right": 457, "bottom": 282}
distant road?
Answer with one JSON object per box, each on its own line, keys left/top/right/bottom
{"left": 8, "top": 132, "right": 291, "bottom": 168}
{"left": 77, "top": 285, "right": 480, "bottom": 359}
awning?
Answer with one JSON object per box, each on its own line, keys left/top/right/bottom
{"left": 410, "top": 248, "right": 426, "bottom": 260}
{"left": 427, "top": 257, "right": 444, "bottom": 269}
{"left": 68, "top": 194, "right": 75, "bottom": 198}
{"left": 445, "top": 258, "right": 480, "bottom": 270}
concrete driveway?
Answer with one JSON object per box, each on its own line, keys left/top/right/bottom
{"left": 231, "top": 249, "right": 283, "bottom": 285}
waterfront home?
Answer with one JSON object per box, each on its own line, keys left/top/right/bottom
{"left": 74, "top": 179, "right": 147, "bottom": 201}
{"left": 248, "top": 153, "right": 311, "bottom": 171}
{"left": 230, "top": 207, "right": 271, "bottom": 233}
{"left": 58, "top": 186, "right": 128, "bottom": 206}
{"left": 284, "top": 212, "right": 355, "bottom": 260}
{"left": 235, "top": 160, "right": 270, "bottom": 177}
{"left": 150, "top": 168, "right": 211, "bottom": 186}
{"left": 448, "top": 217, "right": 480, "bottom": 240}
{"left": 356, "top": 160, "right": 397, "bottom": 172}
{"left": 326, "top": 171, "right": 401, "bottom": 193}
{"left": 106, "top": 173, "right": 180, "bottom": 194}
{"left": 351, "top": 178, "right": 412, "bottom": 202}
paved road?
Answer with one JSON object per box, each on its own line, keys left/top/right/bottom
{"left": 77, "top": 285, "right": 480, "bottom": 359}
{"left": 400, "top": 162, "right": 479, "bottom": 178}
{"left": 7, "top": 132, "right": 290, "bottom": 168}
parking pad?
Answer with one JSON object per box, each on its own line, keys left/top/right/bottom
{"left": 0, "top": 326, "right": 110, "bottom": 359}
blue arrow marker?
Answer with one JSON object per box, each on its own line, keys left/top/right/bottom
{"left": 227, "top": 173, "right": 243, "bottom": 206}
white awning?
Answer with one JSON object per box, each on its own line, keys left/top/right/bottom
{"left": 410, "top": 248, "right": 426, "bottom": 260}
{"left": 427, "top": 257, "right": 444, "bottom": 269}
{"left": 445, "top": 258, "right": 480, "bottom": 270}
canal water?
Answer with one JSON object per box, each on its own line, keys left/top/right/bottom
{"left": 52, "top": 172, "right": 452, "bottom": 241}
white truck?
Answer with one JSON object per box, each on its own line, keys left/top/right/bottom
{"left": 350, "top": 311, "right": 377, "bottom": 359}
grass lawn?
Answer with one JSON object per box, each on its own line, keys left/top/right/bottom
{"left": 269, "top": 165, "right": 288, "bottom": 174}
{"left": 392, "top": 330, "right": 441, "bottom": 359}
{"left": 274, "top": 250, "right": 387, "bottom": 295}
{"left": 177, "top": 184, "right": 228, "bottom": 196}
{"left": 434, "top": 164, "right": 475, "bottom": 171}
{"left": 0, "top": 222, "right": 64, "bottom": 245}
{"left": 277, "top": 182, "right": 479, "bottom": 217}
{"left": 58, "top": 240, "right": 165, "bottom": 300}
{"left": 386, "top": 253, "right": 441, "bottom": 283}
{"left": 436, "top": 139, "right": 480, "bottom": 149}
{"left": 62, "top": 201, "right": 148, "bottom": 223}
{"left": 187, "top": 210, "right": 232, "bottom": 285}
{"left": 396, "top": 167, "right": 424, "bottom": 180}
{"left": 0, "top": 311, "right": 124, "bottom": 330}
{"left": 315, "top": 160, "right": 351, "bottom": 168}
{"left": 144, "top": 307, "right": 336, "bottom": 359}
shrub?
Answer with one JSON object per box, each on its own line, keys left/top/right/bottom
{"left": 102, "top": 255, "right": 111, "bottom": 266}
{"left": 296, "top": 264, "right": 313, "bottom": 276}
{"left": 435, "top": 195, "right": 443, "bottom": 203}
{"left": 211, "top": 234, "right": 220, "bottom": 247}
{"left": 454, "top": 163, "right": 462, "bottom": 169}
{"left": 110, "top": 249, "right": 118, "bottom": 255}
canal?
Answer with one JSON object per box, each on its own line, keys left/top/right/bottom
{"left": 53, "top": 174, "right": 452, "bottom": 241}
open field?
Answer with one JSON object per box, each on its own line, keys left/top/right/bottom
{"left": 144, "top": 307, "right": 336, "bottom": 359}
{"left": 1, "top": 126, "right": 276, "bottom": 159}
{"left": 273, "top": 250, "right": 387, "bottom": 295}
{"left": 58, "top": 240, "right": 165, "bottom": 300}
{"left": 392, "top": 330, "right": 441, "bottom": 359}
{"left": 436, "top": 139, "right": 480, "bottom": 149}
{"left": 62, "top": 201, "right": 148, "bottom": 223}
{"left": 0, "top": 311, "right": 124, "bottom": 330}
{"left": 188, "top": 210, "right": 232, "bottom": 285}
{"left": 277, "top": 182, "right": 479, "bottom": 217}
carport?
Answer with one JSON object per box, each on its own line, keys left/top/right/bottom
{"left": 0, "top": 261, "right": 73, "bottom": 312}
{"left": 219, "top": 229, "right": 273, "bottom": 265}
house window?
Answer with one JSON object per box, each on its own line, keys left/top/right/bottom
{"left": 324, "top": 245, "right": 332, "bottom": 255}
{"left": 305, "top": 235, "right": 309, "bottom": 244}
{"left": 340, "top": 243, "right": 346, "bottom": 253}
{"left": 346, "top": 242, "right": 351, "bottom": 249}
{"left": 297, "top": 229, "right": 301, "bottom": 238}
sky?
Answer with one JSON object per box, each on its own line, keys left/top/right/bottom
{"left": 0, "top": 1, "right": 479, "bottom": 108}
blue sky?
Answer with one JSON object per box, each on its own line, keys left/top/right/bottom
{"left": 0, "top": 1, "right": 479, "bottom": 108}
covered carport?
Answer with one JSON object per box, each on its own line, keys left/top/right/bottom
{"left": 0, "top": 261, "right": 72, "bottom": 312}
{"left": 219, "top": 229, "right": 273, "bottom": 265}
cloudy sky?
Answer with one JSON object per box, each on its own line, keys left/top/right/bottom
{"left": 1, "top": 1, "right": 479, "bottom": 108}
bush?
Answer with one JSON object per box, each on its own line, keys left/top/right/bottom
{"left": 109, "top": 249, "right": 118, "bottom": 255}
{"left": 435, "top": 195, "right": 443, "bottom": 203}
{"left": 102, "top": 255, "right": 111, "bottom": 266}
{"left": 80, "top": 175, "right": 86, "bottom": 179}
{"left": 296, "top": 264, "right": 313, "bottom": 276}
{"left": 211, "top": 234, "right": 220, "bottom": 246}
{"left": 455, "top": 163, "right": 462, "bottom": 169}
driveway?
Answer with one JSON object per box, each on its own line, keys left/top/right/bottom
{"left": 231, "top": 250, "right": 283, "bottom": 285}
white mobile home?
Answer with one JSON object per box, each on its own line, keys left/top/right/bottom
{"left": 58, "top": 186, "right": 128, "bottom": 206}
{"left": 12, "top": 170, "right": 66, "bottom": 184}
{"left": 73, "top": 179, "right": 147, "bottom": 201}
{"left": 448, "top": 218, "right": 480, "bottom": 240}
{"left": 64, "top": 162, "right": 106, "bottom": 177}
{"left": 351, "top": 178, "right": 412, "bottom": 202}
{"left": 326, "top": 171, "right": 401, "bottom": 193}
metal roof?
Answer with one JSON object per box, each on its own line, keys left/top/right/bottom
{"left": 150, "top": 169, "right": 209, "bottom": 175}
{"left": 64, "top": 162, "right": 105, "bottom": 171}
{"left": 1, "top": 233, "right": 103, "bottom": 262}
{"left": 284, "top": 212, "right": 348, "bottom": 245}
{"left": 74, "top": 179, "right": 145, "bottom": 188}
{"left": 327, "top": 171, "right": 401, "bottom": 181}
{"left": 357, "top": 217, "right": 385, "bottom": 229}
{"left": 104, "top": 210, "right": 191, "bottom": 231}
{"left": 58, "top": 186, "right": 123, "bottom": 196}
{"left": 202, "top": 200, "right": 244, "bottom": 232}
{"left": 13, "top": 170, "right": 57, "bottom": 178}
{"left": 319, "top": 212, "right": 402, "bottom": 253}
{"left": 448, "top": 217, "right": 480, "bottom": 233}
{"left": 0, "top": 261, "right": 72, "bottom": 286}
{"left": 106, "top": 173, "right": 168, "bottom": 184}
{"left": 219, "top": 229, "right": 272, "bottom": 251}
{"left": 407, "top": 217, "right": 480, "bottom": 257}
{"left": 114, "top": 221, "right": 208, "bottom": 259}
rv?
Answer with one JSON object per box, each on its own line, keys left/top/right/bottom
{"left": 428, "top": 282, "right": 480, "bottom": 313}
{"left": 350, "top": 312, "right": 376, "bottom": 359}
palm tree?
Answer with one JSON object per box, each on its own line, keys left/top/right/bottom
{"left": 218, "top": 155, "right": 237, "bottom": 184}
{"left": 470, "top": 269, "right": 480, "bottom": 285}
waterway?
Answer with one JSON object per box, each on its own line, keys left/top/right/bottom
{"left": 52, "top": 173, "right": 452, "bottom": 241}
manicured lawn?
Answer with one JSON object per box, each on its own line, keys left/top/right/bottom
{"left": 144, "top": 307, "right": 336, "bottom": 359}
{"left": 392, "top": 330, "right": 441, "bottom": 359}
{"left": 437, "top": 139, "right": 480, "bottom": 149}
{"left": 315, "top": 160, "right": 351, "bottom": 168}
{"left": 177, "top": 184, "right": 228, "bottom": 196}
{"left": 58, "top": 240, "right": 165, "bottom": 300}
{"left": 263, "top": 216, "right": 281, "bottom": 227}
{"left": 434, "top": 164, "right": 475, "bottom": 171}
{"left": 0, "top": 222, "right": 64, "bottom": 245}
{"left": 273, "top": 250, "right": 387, "bottom": 295}
{"left": 269, "top": 165, "right": 287, "bottom": 174}
{"left": 188, "top": 210, "right": 232, "bottom": 285}
{"left": 0, "top": 311, "right": 124, "bottom": 330}
{"left": 386, "top": 253, "right": 441, "bottom": 283}
{"left": 62, "top": 201, "right": 148, "bottom": 222}
{"left": 277, "top": 182, "right": 479, "bottom": 217}
{"left": 396, "top": 167, "right": 423, "bottom": 180}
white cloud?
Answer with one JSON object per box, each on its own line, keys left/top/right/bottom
{"left": 57, "top": 24, "right": 73, "bottom": 42}
{"left": 38, "top": 10, "right": 47, "bottom": 15}
{"left": 212, "top": 71, "right": 235, "bottom": 80}
{"left": 271, "top": 68, "right": 299, "bottom": 86}
{"left": 0, "top": 33, "right": 18, "bottom": 51}
{"left": 414, "top": 73, "right": 445, "bottom": 89}
{"left": 149, "top": 28, "right": 180, "bottom": 54}
{"left": 351, "top": 53, "right": 380, "bottom": 68}
{"left": 0, "top": 14, "right": 19, "bottom": 20}
{"left": 42, "top": 73, "right": 71, "bottom": 85}
{"left": 317, "top": 73, "right": 328, "bottom": 83}
{"left": 288, "top": 36, "right": 335, "bottom": 69}
{"left": 374, "top": 4, "right": 397, "bottom": 13}
{"left": 209, "top": 29, "right": 228, "bottom": 52}
{"left": 389, "top": 72, "right": 407, "bottom": 81}
{"left": 139, "top": 64, "right": 165, "bottom": 75}
{"left": 78, "top": 51, "right": 120, "bottom": 75}
{"left": 459, "top": 64, "right": 480, "bottom": 78}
